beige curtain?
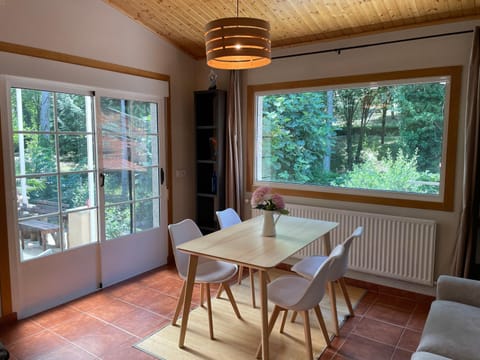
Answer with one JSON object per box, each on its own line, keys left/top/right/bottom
{"left": 225, "top": 70, "right": 244, "bottom": 214}
{"left": 453, "top": 27, "right": 480, "bottom": 277}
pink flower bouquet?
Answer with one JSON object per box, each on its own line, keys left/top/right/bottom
{"left": 251, "top": 186, "right": 289, "bottom": 214}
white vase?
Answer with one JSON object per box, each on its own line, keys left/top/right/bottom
{"left": 262, "top": 210, "right": 281, "bottom": 237}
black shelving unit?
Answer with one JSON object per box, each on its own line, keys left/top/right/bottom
{"left": 194, "top": 90, "right": 226, "bottom": 234}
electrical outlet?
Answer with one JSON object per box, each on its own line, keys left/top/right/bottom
{"left": 176, "top": 169, "right": 186, "bottom": 178}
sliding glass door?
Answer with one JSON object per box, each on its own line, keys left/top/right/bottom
{"left": 7, "top": 80, "right": 168, "bottom": 318}
{"left": 97, "top": 93, "right": 167, "bottom": 287}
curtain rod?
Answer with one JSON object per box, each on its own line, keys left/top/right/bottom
{"left": 272, "top": 29, "right": 474, "bottom": 60}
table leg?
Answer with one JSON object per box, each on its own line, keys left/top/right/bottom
{"left": 178, "top": 254, "right": 198, "bottom": 348}
{"left": 323, "top": 232, "right": 332, "bottom": 255}
{"left": 259, "top": 270, "right": 269, "bottom": 359}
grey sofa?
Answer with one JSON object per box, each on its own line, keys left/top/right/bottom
{"left": 412, "top": 275, "right": 480, "bottom": 360}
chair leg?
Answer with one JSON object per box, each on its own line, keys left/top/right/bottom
{"left": 265, "top": 271, "right": 271, "bottom": 283}
{"left": 200, "top": 283, "right": 205, "bottom": 307}
{"left": 222, "top": 282, "right": 242, "bottom": 319}
{"left": 255, "top": 305, "right": 282, "bottom": 358}
{"left": 290, "top": 311, "right": 298, "bottom": 323}
{"left": 172, "top": 280, "right": 186, "bottom": 326}
{"left": 205, "top": 284, "right": 214, "bottom": 339}
{"left": 313, "top": 305, "right": 331, "bottom": 347}
{"left": 327, "top": 281, "right": 339, "bottom": 336}
{"left": 339, "top": 278, "right": 354, "bottom": 316}
{"left": 249, "top": 268, "right": 256, "bottom": 308}
{"left": 280, "top": 310, "right": 288, "bottom": 333}
{"left": 238, "top": 265, "right": 244, "bottom": 284}
{"left": 216, "top": 283, "right": 224, "bottom": 299}
{"left": 300, "top": 310, "right": 313, "bottom": 360}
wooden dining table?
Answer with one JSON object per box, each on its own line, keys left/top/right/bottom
{"left": 176, "top": 214, "right": 338, "bottom": 359}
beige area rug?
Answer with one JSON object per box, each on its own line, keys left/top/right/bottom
{"left": 135, "top": 269, "right": 366, "bottom": 360}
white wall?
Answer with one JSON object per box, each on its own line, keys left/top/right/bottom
{"left": 211, "top": 20, "right": 479, "bottom": 293}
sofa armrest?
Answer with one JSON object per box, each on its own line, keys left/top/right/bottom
{"left": 436, "top": 275, "right": 480, "bottom": 308}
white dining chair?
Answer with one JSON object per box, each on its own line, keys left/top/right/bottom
{"left": 168, "top": 219, "right": 242, "bottom": 340}
{"left": 291, "top": 226, "right": 364, "bottom": 335}
{"left": 255, "top": 251, "right": 339, "bottom": 360}
{"left": 216, "top": 208, "right": 258, "bottom": 307}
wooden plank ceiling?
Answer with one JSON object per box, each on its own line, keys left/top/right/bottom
{"left": 103, "top": 0, "right": 480, "bottom": 59}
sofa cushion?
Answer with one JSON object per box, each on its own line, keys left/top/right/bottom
{"left": 411, "top": 352, "right": 451, "bottom": 360}
{"left": 416, "top": 300, "right": 480, "bottom": 360}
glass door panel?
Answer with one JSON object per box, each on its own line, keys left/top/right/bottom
{"left": 99, "top": 97, "right": 161, "bottom": 241}
{"left": 12, "top": 88, "right": 97, "bottom": 261}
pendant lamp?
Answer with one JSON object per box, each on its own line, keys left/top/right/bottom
{"left": 204, "top": 1, "right": 271, "bottom": 70}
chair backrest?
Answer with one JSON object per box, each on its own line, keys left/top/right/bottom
{"left": 168, "top": 219, "right": 203, "bottom": 278}
{"left": 294, "top": 248, "right": 343, "bottom": 310}
{"left": 216, "top": 208, "right": 241, "bottom": 229}
{"left": 329, "top": 226, "right": 363, "bottom": 281}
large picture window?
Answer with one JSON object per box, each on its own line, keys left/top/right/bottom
{"left": 247, "top": 67, "right": 461, "bottom": 210}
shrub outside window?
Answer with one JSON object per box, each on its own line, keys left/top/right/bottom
{"left": 247, "top": 67, "right": 461, "bottom": 210}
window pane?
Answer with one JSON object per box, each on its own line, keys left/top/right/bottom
{"left": 256, "top": 80, "right": 447, "bottom": 196}
{"left": 135, "top": 167, "right": 159, "bottom": 200}
{"left": 14, "top": 134, "right": 57, "bottom": 175}
{"left": 56, "top": 93, "right": 91, "bottom": 132}
{"left": 10, "top": 88, "right": 55, "bottom": 132}
{"left": 104, "top": 170, "right": 132, "bottom": 204}
{"left": 135, "top": 199, "right": 160, "bottom": 232}
{"left": 60, "top": 173, "right": 97, "bottom": 210}
{"left": 65, "top": 209, "right": 97, "bottom": 249}
{"left": 105, "top": 204, "right": 132, "bottom": 240}
{"left": 59, "top": 135, "right": 95, "bottom": 171}
{"left": 132, "top": 135, "right": 159, "bottom": 167}
{"left": 19, "top": 215, "right": 61, "bottom": 261}
{"left": 17, "top": 175, "right": 59, "bottom": 218}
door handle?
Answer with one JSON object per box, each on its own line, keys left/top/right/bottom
{"left": 100, "top": 173, "right": 105, "bottom": 187}
{"left": 160, "top": 168, "right": 165, "bottom": 185}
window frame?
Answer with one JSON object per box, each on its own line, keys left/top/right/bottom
{"left": 246, "top": 66, "right": 462, "bottom": 211}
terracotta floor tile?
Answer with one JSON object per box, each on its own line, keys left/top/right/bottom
{"left": 338, "top": 316, "right": 361, "bottom": 337}
{"left": 352, "top": 317, "right": 403, "bottom": 346}
{"left": 374, "top": 294, "right": 417, "bottom": 312}
{"left": 86, "top": 299, "right": 138, "bottom": 323}
{"left": 102, "top": 339, "right": 158, "bottom": 360}
{"left": 319, "top": 348, "right": 336, "bottom": 360}
{"left": 35, "top": 343, "right": 97, "bottom": 360}
{"left": 332, "top": 353, "right": 351, "bottom": 360}
{"left": 103, "top": 280, "right": 144, "bottom": 299}
{"left": 392, "top": 348, "right": 414, "bottom": 360}
{"left": 146, "top": 276, "right": 185, "bottom": 297}
{"left": 0, "top": 319, "right": 44, "bottom": 346}
{"left": 71, "top": 324, "right": 134, "bottom": 357}
{"left": 7, "top": 330, "right": 69, "bottom": 360}
{"left": 31, "top": 305, "right": 82, "bottom": 329}
{"left": 112, "top": 308, "right": 170, "bottom": 337}
{"left": 143, "top": 293, "right": 182, "bottom": 317}
{"left": 351, "top": 292, "right": 377, "bottom": 316}
{"left": 118, "top": 287, "right": 165, "bottom": 308}
{"left": 337, "top": 334, "right": 395, "bottom": 360}
{"left": 69, "top": 291, "right": 116, "bottom": 312}
{"left": 365, "top": 303, "right": 412, "bottom": 327}
{"left": 407, "top": 304, "right": 431, "bottom": 331}
{"left": 49, "top": 313, "right": 107, "bottom": 341}
{"left": 397, "top": 328, "right": 422, "bottom": 352}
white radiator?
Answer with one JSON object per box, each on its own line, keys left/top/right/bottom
{"left": 253, "top": 203, "right": 436, "bottom": 286}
